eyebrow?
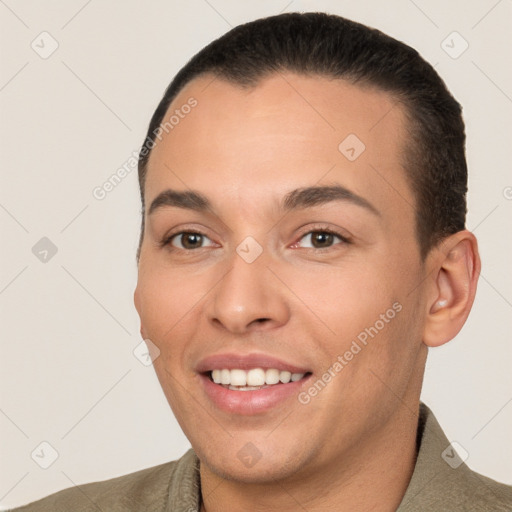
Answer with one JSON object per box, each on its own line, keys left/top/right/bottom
{"left": 148, "top": 185, "right": 380, "bottom": 216}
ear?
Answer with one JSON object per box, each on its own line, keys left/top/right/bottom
{"left": 422, "top": 230, "right": 481, "bottom": 348}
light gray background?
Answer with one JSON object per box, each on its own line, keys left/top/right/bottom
{"left": 1, "top": 0, "right": 511, "bottom": 508}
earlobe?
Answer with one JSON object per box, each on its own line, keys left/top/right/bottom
{"left": 423, "top": 231, "right": 480, "bottom": 348}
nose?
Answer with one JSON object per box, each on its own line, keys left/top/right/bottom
{"left": 208, "top": 246, "right": 290, "bottom": 334}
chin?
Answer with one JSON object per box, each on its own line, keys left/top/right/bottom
{"left": 195, "top": 437, "right": 314, "bottom": 485}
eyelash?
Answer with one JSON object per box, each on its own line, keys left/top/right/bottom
{"left": 160, "top": 226, "right": 351, "bottom": 252}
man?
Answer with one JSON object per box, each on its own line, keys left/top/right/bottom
{"left": 13, "top": 11, "right": 512, "bottom": 512}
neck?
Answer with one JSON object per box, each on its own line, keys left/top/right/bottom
{"left": 199, "top": 402, "right": 420, "bottom": 512}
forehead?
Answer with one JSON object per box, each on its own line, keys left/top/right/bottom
{"left": 145, "top": 73, "right": 414, "bottom": 224}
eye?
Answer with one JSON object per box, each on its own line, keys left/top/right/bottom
{"left": 295, "top": 230, "right": 349, "bottom": 249}
{"left": 167, "top": 231, "right": 215, "bottom": 250}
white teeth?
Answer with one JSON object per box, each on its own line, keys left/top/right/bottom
{"left": 247, "top": 368, "right": 266, "bottom": 386}
{"left": 279, "top": 371, "right": 291, "bottom": 383}
{"left": 265, "top": 369, "right": 280, "bottom": 385}
{"left": 230, "top": 369, "right": 247, "bottom": 386}
{"left": 209, "top": 368, "right": 306, "bottom": 387}
{"left": 220, "top": 369, "right": 231, "bottom": 385}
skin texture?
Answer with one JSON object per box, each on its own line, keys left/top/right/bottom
{"left": 134, "top": 73, "right": 480, "bottom": 511}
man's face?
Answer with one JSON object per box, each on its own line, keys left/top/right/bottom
{"left": 135, "top": 73, "right": 430, "bottom": 483}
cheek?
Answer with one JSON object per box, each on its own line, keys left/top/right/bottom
{"left": 135, "top": 266, "right": 205, "bottom": 412}
{"left": 287, "top": 254, "right": 422, "bottom": 375}
{"left": 136, "top": 255, "right": 202, "bottom": 409}
{"left": 135, "top": 263, "right": 206, "bottom": 352}
{"left": 288, "top": 261, "right": 397, "bottom": 339}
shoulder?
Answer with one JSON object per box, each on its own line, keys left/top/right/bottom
{"left": 462, "top": 471, "right": 512, "bottom": 511}
{"left": 398, "top": 403, "right": 512, "bottom": 511}
{"left": 402, "top": 461, "right": 512, "bottom": 511}
{"left": 9, "top": 449, "right": 199, "bottom": 512}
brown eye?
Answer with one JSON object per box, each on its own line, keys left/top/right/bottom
{"left": 169, "top": 232, "right": 213, "bottom": 250}
{"left": 311, "top": 232, "right": 335, "bottom": 248}
{"left": 297, "top": 230, "right": 347, "bottom": 249}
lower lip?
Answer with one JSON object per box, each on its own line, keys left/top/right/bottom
{"left": 200, "top": 373, "right": 311, "bottom": 415}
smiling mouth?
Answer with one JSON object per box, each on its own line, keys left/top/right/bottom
{"left": 207, "top": 368, "right": 312, "bottom": 391}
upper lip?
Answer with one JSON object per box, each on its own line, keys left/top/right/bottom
{"left": 196, "top": 352, "right": 311, "bottom": 374}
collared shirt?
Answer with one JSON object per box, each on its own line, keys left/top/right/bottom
{"left": 11, "top": 404, "right": 512, "bottom": 511}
